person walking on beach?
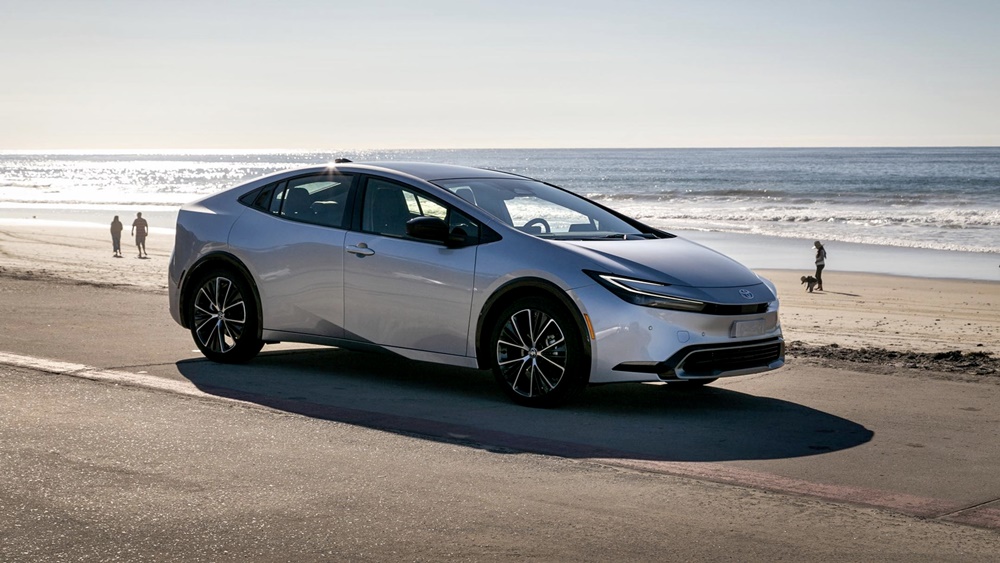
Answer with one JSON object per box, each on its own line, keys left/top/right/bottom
{"left": 110, "top": 215, "right": 124, "bottom": 257}
{"left": 813, "top": 241, "right": 827, "bottom": 291}
{"left": 132, "top": 212, "right": 149, "bottom": 258}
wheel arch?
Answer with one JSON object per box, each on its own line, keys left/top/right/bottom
{"left": 474, "top": 277, "right": 592, "bottom": 371}
{"left": 178, "top": 252, "right": 263, "bottom": 339}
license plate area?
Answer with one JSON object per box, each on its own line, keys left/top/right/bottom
{"left": 731, "top": 319, "right": 765, "bottom": 338}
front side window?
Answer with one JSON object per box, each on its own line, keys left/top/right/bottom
{"left": 362, "top": 178, "right": 479, "bottom": 243}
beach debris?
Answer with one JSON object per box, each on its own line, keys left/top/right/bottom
{"left": 787, "top": 341, "right": 999, "bottom": 378}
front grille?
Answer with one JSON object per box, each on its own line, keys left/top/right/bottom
{"left": 666, "top": 338, "right": 784, "bottom": 378}
{"left": 701, "top": 302, "right": 769, "bottom": 315}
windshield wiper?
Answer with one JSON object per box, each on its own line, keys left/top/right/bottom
{"left": 558, "top": 232, "right": 650, "bottom": 241}
{"left": 602, "top": 233, "right": 659, "bottom": 240}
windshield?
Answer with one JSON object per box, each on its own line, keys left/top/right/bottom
{"left": 435, "top": 178, "right": 655, "bottom": 239}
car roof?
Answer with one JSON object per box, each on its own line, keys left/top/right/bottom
{"left": 343, "top": 161, "right": 524, "bottom": 182}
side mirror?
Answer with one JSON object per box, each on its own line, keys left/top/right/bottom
{"left": 406, "top": 217, "right": 468, "bottom": 248}
{"left": 406, "top": 216, "right": 448, "bottom": 241}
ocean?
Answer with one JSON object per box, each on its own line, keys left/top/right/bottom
{"left": 2, "top": 148, "right": 998, "bottom": 280}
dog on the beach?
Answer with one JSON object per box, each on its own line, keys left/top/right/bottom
{"left": 800, "top": 275, "right": 818, "bottom": 293}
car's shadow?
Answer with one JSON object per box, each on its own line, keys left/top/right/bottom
{"left": 176, "top": 348, "right": 873, "bottom": 462}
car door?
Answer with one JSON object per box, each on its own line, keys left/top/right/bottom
{"left": 228, "top": 172, "right": 355, "bottom": 337}
{"left": 342, "top": 177, "right": 478, "bottom": 357}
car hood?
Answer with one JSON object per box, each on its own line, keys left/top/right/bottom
{"left": 559, "top": 236, "right": 764, "bottom": 289}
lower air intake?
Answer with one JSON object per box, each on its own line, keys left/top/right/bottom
{"left": 667, "top": 338, "right": 785, "bottom": 379}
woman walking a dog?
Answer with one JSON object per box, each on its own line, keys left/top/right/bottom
{"left": 813, "top": 241, "right": 827, "bottom": 291}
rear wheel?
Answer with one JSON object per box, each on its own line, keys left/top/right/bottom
{"left": 490, "top": 297, "right": 588, "bottom": 407}
{"left": 188, "top": 269, "right": 263, "bottom": 363}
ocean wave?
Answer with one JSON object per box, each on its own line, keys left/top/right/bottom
{"left": 0, "top": 199, "right": 189, "bottom": 208}
{"left": 584, "top": 189, "right": 793, "bottom": 202}
{"left": 0, "top": 181, "right": 55, "bottom": 189}
{"left": 614, "top": 206, "right": 1000, "bottom": 228}
{"left": 582, "top": 191, "right": 980, "bottom": 209}
{"left": 617, "top": 203, "right": 1000, "bottom": 253}
{"left": 656, "top": 221, "right": 1000, "bottom": 254}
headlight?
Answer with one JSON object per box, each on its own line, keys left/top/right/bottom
{"left": 587, "top": 271, "right": 706, "bottom": 312}
{"left": 757, "top": 275, "right": 780, "bottom": 312}
{"left": 757, "top": 274, "right": 778, "bottom": 296}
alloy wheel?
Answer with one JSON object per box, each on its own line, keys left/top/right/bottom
{"left": 496, "top": 307, "right": 568, "bottom": 398}
{"left": 192, "top": 275, "right": 248, "bottom": 354}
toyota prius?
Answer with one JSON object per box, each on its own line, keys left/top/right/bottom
{"left": 169, "top": 161, "right": 784, "bottom": 406}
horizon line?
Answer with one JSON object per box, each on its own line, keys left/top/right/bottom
{"left": 2, "top": 145, "right": 999, "bottom": 155}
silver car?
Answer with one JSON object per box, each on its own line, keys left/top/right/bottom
{"left": 169, "top": 161, "right": 783, "bottom": 407}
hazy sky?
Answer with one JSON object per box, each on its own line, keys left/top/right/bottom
{"left": 2, "top": 0, "right": 998, "bottom": 149}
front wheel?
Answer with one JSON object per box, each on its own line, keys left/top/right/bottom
{"left": 490, "top": 297, "right": 588, "bottom": 407}
{"left": 188, "top": 269, "right": 263, "bottom": 363}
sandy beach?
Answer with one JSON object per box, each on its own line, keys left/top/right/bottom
{"left": 0, "top": 220, "right": 174, "bottom": 292}
{"left": 1, "top": 221, "right": 997, "bottom": 377}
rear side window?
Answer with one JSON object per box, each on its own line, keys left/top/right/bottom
{"left": 251, "top": 174, "right": 354, "bottom": 229}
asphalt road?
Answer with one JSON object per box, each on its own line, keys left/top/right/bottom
{"left": 1, "top": 275, "right": 999, "bottom": 560}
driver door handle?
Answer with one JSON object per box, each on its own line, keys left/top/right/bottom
{"left": 347, "top": 243, "right": 375, "bottom": 257}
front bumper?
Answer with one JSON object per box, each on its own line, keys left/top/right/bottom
{"left": 613, "top": 337, "right": 785, "bottom": 381}
{"left": 571, "top": 284, "right": 784, "bottom": 384}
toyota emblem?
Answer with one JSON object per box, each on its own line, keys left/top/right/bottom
{"left": 739, "top": 289, "right": 754, "bottom": 299}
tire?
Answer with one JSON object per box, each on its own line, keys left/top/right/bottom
{"left": 188, "top": 268, "right": 263, "bottom": 364}
{"left": 490, "top": 297, "right": 588, "bottom": 407}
